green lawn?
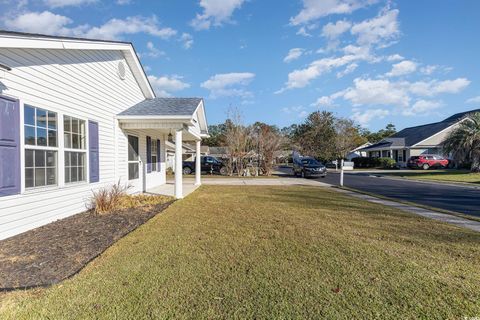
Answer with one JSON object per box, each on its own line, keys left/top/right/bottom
{"left": 1, "top": 186, "right": 480, "bottom": 319}
{"left": 380, "top": 169, "right": 480, "bottom": 185}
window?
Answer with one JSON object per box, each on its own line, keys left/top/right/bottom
{"left": 24, "top": 105, "right": 57, "bottom": 147}
{"left": 151, "top": 140, "right": 157, "bottom": 172}
{"left": 24, "top": 105, "right": 58, "bottom": 188}
{"left": 25, "top": 150, "right": 57, "bottom": 188}
{"left": 64, "top": 115, "right": 87, "bottom": 183}
{"left": 65, "top": 152, "right": 86, "bottom": 183}
{"left": 64, "top": 115, "right": 86, "bottom": 149}
{"left": 128, "top": 135, "right": 139, "bottom": 180}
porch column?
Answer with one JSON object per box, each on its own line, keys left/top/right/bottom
{"left": 195, "top": 140, "right": 201, "bottom": 186}
{"left": 175, "top": 129, "right": 183, "bottom": 199}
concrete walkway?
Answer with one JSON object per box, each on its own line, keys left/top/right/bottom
{"left": 163, "top": 175, "right": 480, "bottom": 232}
{"left": 335, "top": 188, "right": 480, "bottom": 233}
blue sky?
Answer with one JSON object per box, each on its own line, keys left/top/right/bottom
{"left": 1, "top": 0, "right": 479, "bottom": 130}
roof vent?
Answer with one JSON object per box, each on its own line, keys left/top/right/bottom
{"left": 118, "top": 61, "right": 126, "bottom": 80}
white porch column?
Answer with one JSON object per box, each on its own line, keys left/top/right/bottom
{"left": 195, "top": 140, "right": 201, "bottom": 186}
{"left": 175, "top": 129, "right": 183, "bottom": 199}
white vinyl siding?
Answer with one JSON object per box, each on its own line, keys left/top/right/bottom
{"left": 0, "top": 47, "right": 151, "bottom": 239}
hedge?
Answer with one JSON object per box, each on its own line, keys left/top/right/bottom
{"left": 352, "top": 157, "right": 397, "bottom": 169}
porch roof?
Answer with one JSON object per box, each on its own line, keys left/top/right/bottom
{"left": 117, "top": 97, "right": 209, "bottom": 141}
{"left": 118, "top": 97, "right": 202, "bottom": 117}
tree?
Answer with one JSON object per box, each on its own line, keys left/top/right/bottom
{"left": 290, "top": 111, "right": 337, "bottom": 162}
{"left": 254, "top": 122, "right": 285, "bottom": 176}
{"left": 441, "top": 112, "right": 480, "bottom": 172}
{"left": 202, "top": 124, "right": 226, "bottom": 146}
{"left": 223, "top": 108, "right": 253, "bottom": 176}
{"left": 361, "top": 123, "right": 397, "bottom": 143}
{"left": 334, "top": 118, "right": 368, "bottom": 159}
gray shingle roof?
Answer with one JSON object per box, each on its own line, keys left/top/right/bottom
{"left": 363, "top": 108, "right": 480, "bottom": 150}
{"left": 118, "top": 98, "right": 202, "bottom": 117}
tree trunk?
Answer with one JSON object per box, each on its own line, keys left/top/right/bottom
{"left": 471, "top": 156, "right": 480, "bottom": 173}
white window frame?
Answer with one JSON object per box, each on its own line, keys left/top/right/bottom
{"left": 127, "top": 134, "right": 140, "bottom": 181}
{"left": 23, "top": 105, "right": 59, "bottom": 189}
{"left": 63, "top": 115, "right": 88, "bottom": 185}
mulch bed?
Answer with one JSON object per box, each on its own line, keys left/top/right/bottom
{"left": 0, "top": 201, "right": 174, "bottom": 291}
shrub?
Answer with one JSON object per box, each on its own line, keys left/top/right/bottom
{"left": 88, "top": 180, "right": 131, "bottom": 214}
{"left": 352, "top": 157, "right": 397, "bottom": 169}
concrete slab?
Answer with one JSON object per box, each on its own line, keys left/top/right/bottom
{"left": 148, "top": 182, "right": 199, "bottom": 198}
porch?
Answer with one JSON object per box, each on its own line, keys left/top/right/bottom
{"left": 117, "top": 98, "right": 209, "bottom": 199}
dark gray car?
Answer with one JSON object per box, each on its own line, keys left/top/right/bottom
{"left": 293, "top": 157, "right": 327, "bottom": 178}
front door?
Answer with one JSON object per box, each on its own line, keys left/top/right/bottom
{"left": 127, "top": 135, "right": 141, "bottom": 191}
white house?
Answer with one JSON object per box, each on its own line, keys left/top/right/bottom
{"left": 0, "top": 31, "right": 208, "bottom": 240}
{"left": 359, "top": 109, "right": 480, "bottom": 167}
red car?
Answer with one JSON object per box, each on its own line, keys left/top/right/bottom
{"left": 407, "top": 155, "right": 449, "bottom": 170}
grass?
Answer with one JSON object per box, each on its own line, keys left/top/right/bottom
{"left": 378, "top": 169, "right": 480, "bottom": 185}
{"left": 1, "top": 186, "right": 480, "bottom": 319}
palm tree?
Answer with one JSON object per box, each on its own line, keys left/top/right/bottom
{"left": 442, "top": 112, "right": 480, "bottom": 172}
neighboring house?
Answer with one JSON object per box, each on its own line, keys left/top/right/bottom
{"left": 0, "top": 31, "right": 208, "bottom": 240}
{"left": 209, "top": 147, "right": 229, "bottom": 160}
{"left": 346, "top": 142, "right": 372, "bottom": 161}
{"left": 360, "top": 109, "right": 480, "bottom": 167}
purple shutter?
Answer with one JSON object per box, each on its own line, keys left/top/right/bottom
{"left": 156, "top": 139, "right": 161, "bottom": 172}
{"left": 0, "top": 97, "right": 20, "bottom": 196}
{"left": 146, "top": 136, "right": 152, "bottom": 173}
{"left": 88, "top": 121, "right": 99, "bottom": 183}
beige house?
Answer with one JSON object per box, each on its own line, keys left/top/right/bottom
{"left": 360, "top": 109, "right": 480, "bottom": 167}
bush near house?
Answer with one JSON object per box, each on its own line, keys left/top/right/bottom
{"left": 353, "top": 157, "right": 397, "bottom": 169}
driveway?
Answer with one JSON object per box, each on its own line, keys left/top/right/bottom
{"left": 319, "top": 171, "right": 480, "bottom": 217}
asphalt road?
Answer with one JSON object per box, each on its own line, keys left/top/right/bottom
{"left": 318, "top": 171, "right": 480, "bottom": 217}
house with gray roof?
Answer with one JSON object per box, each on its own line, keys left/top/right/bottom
{"left": 360, "top": 109, "right": 480, "bottom": 167}
{"left": 0, "top": 31, "right": 208, "bottom": 240}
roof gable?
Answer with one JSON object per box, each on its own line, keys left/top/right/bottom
{"left": 0, "top": 30, "right": 154, "bottom": 99}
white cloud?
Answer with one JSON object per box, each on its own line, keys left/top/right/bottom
{"left": 5, "top": 12, "right": 177, "bottom": 41}
{"left": 43, "top": 0, "right": 96, "bottom": 8}
{"left": 279, "top": 45, "right": 374, "bottom": 91}
{"left": 336, "top": 63, "right": 358, "bottom": 78}
{"left": 180, "top": 33, "right": 194, "bottom": 49}
{"left": 321, "top": 19, "right": 352, "bottom": 39}
{"left": 191, "top": 0, "right": 246, "bottom": 30}
{"left": 402, "top": 99, "right": 442, "bottom": 116}
{"left": 385, "top": 60, "right": 417, "bottom": 77}
{"left": 117, "top": 0, "right": 131, "bottom": 4}
{"left": 284, "top": 48, "right": 304, "bottom": 63}
{"left": 409, "top": 78, "right": 470, "bottom": 96}
{"left": 351, "top": 108, "right": 389, "bottom": 126}
{"left": 350, "top": 9, "right": 399, "bottom": 46}
{"left": 201, "top": 72, "right": 255, "bottom": 98}
{"left": 282, "top": 106, "right": 308, "bottom": 118}
{"left": 144, "top": 41, "right": 165, "bottom": 58}
{"left": 296, "top": 26, "right": 312, "bottom": 37}
{"left": 290, "top": 0, "right": 377, "bottom": 26}
{"left": 4, "top": 11, "right": 79, "bottom": 35}
{"left": 312, "top": 96, "right": 335, "bottom": 108}
{"left": 343, "top": 78, "right": 410, "bottom": 107}
{"left": 148, "top": 75, "right": 190, "bottom": 97}
{"left": 386, "top": 54, "right": 404, "bottom": 61}
{"left": 466, "top": 96, "right": 480, "bottom": 105}
{"left": 419, "top": 65, "right": 437, "bottom": 75}
{"left": 82, "top": 16, "right": 177, "bottom": 40}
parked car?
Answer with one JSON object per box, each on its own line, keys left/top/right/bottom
{"left": 293, "top": 157, "right": 327, "bottom": 178}
{"left": 183, "top": 156, "right": 227, "bottom": 175}
{"left": 407, "top": 155, "right": 449, "bottom": 170}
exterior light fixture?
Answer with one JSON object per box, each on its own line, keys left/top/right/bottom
{"left": 168, "top": 132, "right": 173, "bottom": 143}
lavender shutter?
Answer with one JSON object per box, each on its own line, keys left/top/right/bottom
{"left": 0, "top": 97, "right": 20, "bottom": 196}
{"left": 156, "top": 139, "right": 161, "bottom": 172}
{"left": 146, "top": 136, "right": 152, "bottom": 173}
{"left": 88, "top": 121, "right": 99, "bottom": 183}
